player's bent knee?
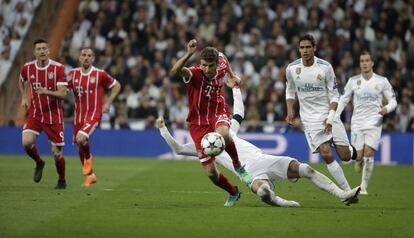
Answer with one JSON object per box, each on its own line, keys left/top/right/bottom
{"left": 22, "top": 139, "right": 33, "bottom": 148}
{"left": 256, "top": 183, "right": 271, "bottom": 198}
{"left": 76, "top": 135, "right": 87, "bottom": 146}
{"left": 51, "top": 148, "right": 63, "bottom": 159}
{"left": 298, "top": 163, "right": 315, "bottom": 178}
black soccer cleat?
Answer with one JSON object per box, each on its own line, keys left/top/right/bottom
{"left": 33, "top": 160, "right": 45, "bottom": 183}
{"left": 54, "top": 180, "right": 67, "bottom": 189}
{"left": 344, "top": 187, "right": 361, "bottom": 206}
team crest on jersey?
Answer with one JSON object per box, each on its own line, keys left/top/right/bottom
{"left": 317, "top": 74, "right": 323, "bottom": 81}
{"left": 90, "top": 77, "right": 96, "bottom": 83}
{"left": 296, "top": 67, "right": 301, "bottom": 75}
{"left": 48, "top": 72, "right": 54, "bottom": 79}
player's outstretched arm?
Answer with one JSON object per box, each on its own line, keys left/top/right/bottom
{"left": 170, "top": 39, "right": 197, "bottom": 80}
{"left": 156, "top": 117, "right": 198, "bottom": 156}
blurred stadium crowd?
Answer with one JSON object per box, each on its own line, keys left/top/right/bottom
{"left": 3, "top": 0, "right": 414, "bottom": 132}
{"left": 0, "top": 0, "right": 41, "bottom": 85}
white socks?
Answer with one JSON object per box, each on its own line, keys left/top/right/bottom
{"left": 361, "top": 157, "right": 374, "bottom": 191}
{"left": 256, "top": 183, "right": 300, "bottom": 207}
{"left": 327, "top": 160, "right": 351, "bottom": 191}
{"left": 299, "top": 163, "right": 346, "bottom": 200}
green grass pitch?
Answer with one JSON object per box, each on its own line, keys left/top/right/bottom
{"left": 0, "top": 155, "right": 413, "bottom": 238}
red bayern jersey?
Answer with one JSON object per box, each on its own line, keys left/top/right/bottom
{"left": 184, "top": 52, "right": 231, "bottom": 126}
{"left": 68, "top": 66, "right": 116, "bottom": 125}
{"left": 20, "top": 59, "right": 67, "bottom": 124}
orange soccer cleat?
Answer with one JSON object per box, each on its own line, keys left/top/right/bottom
{"left": 83, "top": 154, "right": 93, "bottom": 175}
{"left": 81, "top": 174, "right": 97, "bottom": 187}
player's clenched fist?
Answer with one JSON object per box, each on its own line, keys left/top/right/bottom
{"left": 187, "top": 39, "right": 197, "bottom": 54}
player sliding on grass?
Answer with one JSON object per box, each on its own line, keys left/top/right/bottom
{"left": 67, "top": 48, "right": 121, "bottom": 187}
{"left": 171, "top": 39, "right": 252, "bottom": 206}
{"left": 157, "top": 86, "right": 361, "bottom": 207}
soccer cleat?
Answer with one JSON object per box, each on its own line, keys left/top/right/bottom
{"left": 81, "top": 174, "right": 97, "bottom": 188}
{"left": 235, "top": 165, "right": 253, "bottom": 185}
{"left": 343, "top": 187, "right": 361, "bottom": 206}
{"left": 83, "top": 155, "right": 93, "bottom": 176}
{"left": 33, "top": 160, "right": 45, "bottom": 183}
{"left": 54, "top": 180, "right": 67, "bottom": 189}
{"left": 224, "top": 187, "right": 241, "bottom": 207}
{"left": 354, "top": 159, "right": 363, "bottom": 173}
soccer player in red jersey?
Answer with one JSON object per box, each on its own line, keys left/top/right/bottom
{"left": 18, "top": 39, "right": 68, "bottom": 189}
{"left": 67, "top": 48, "right": 121, "bottom": 187}
{"left": 171, "top": 39, "right": 252, "bottom": 206}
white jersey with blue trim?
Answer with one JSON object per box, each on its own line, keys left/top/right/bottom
{"left": 337, "top": 73, "right": 397, "bottom": 130}
{"left": 285, "top": 56, "right": 339, "bottom": 124}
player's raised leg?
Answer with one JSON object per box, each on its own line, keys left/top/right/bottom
{"left": 215, "top": 123, "right": 252, "bottom": 184}
{"left": 203, "top": 160, "right": 240, "bottom": 207}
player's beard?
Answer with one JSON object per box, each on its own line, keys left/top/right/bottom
{"left": 83, "top": 61, "right": 91, "bottom": 70}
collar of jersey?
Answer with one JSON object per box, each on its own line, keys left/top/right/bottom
{"left": 35, "top": 59, "right": 51, "bottom": 70}
{"left": 80, "top": 66, "right": 95, "bottom": 76}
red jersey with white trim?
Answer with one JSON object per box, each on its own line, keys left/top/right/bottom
{"left": 20, "top": 59, "right": 67, "bottom": 124}
{"left": 68, "top": 67, "right": 116, "bottom": 125}
{"left": 184, "top": 52, "right": 230, "bottom": 126}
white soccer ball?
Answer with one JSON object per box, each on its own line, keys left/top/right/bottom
{"left": 201, "top": 132, "right": 226, "bottom": 157}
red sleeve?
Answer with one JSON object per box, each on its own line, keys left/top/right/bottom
{"left": 56, "top": 65, "right": 68, "bottom": 87}
{"left": 101, "top": 70, "right": 116, "bottom": 88}
{"left": 67, "top": 70, "right": 74, "bottom": 89}
{"left": 20, "top": 65, "right": 27, "bottom": 82}
{"left": 186, "top": 66, "right": 201, "bottom": 84}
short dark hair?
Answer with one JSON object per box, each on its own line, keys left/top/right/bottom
{"left": 360, "top": 50, "right": 372, "bottom": 57}
{"left": 299, "top": 34, "right": 316, "bottom": 47}
{"left": 33, "top": 38, "right": 48, "bottom": 46}
{"left": 200, "top": 47, "right": 218, "bottom": 62}
{"left": 81, "top": 47, "right": 95, "bottom": 57}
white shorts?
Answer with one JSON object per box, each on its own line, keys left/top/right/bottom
{"left": 351, "top": 127, "right": 382, "bottom": 151}
{"left": 245, "top": 154, "right": 297, "bottom": 182}
{"left": 303, "top": 118, "right": 350, "bottom": 153}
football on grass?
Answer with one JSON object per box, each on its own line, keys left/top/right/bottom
{"left": 201, "top": 132, "right": 226, "bottom": 157}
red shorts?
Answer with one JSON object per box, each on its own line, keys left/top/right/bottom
{"left": 189, "top": 114, "right": 230, "bottom": 165}
{"left": 73, "top": 119, "right": 100, "bottom": 143}
{"left": 23, "top": 118, "right": 65, "bottom": 146}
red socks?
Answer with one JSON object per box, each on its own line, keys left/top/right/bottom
{"left": 55, "top": 157, "right": 65, "bottom": 181}
{"left": 210, "top": 173, "right": 238, "bottom": 195}
{"left": 24, "top": 144, "right": 42, "bottom": 163}
{"left": 224, "top": 140, "right": 241, "bottom": 168}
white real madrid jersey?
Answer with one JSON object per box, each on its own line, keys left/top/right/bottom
{"left": 285, "top": 56, "right": 339, "bottom": 124}
{"left": 337, "top": 73, "right": 397, "bottom": 130}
